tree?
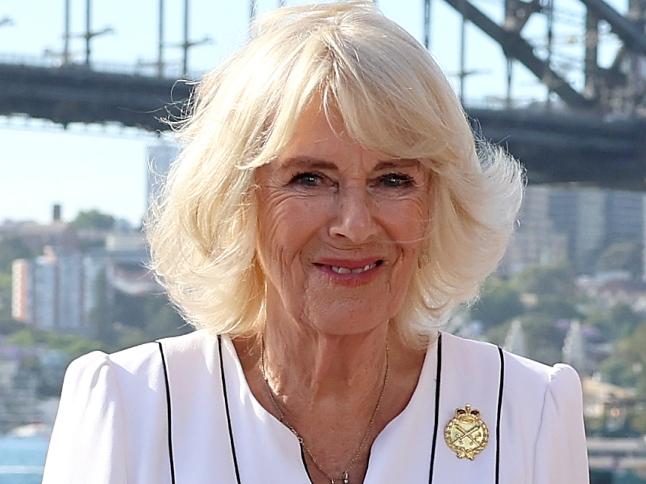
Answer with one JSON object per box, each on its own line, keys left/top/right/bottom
{"left": 486, "top": 312, "right": 565, "bottom": 365}
{"left": 596, "top": 241, "right": 643, "bottom": 279}
{"left": 470, "top": 276, "right": 524, "bottom": 330}
{"left": 600, "top": 323, "right": 646, "bottom": 396}
{"left": 113, "top": 291, "right": 188, "bottom": 341}
{"left": 510, "top": 264, "right": 580, "bottom": 322}
{"left": 513, "top": 264, "right": 576, "bottom": 299}
{"left": 88, "top": 270, "right": 117, "bottom": 346}
{"left": 586, "top": 303, "right": 643, "bottom": 341}
{"left": 144, "top": 301, "right": 190, "bottom": 339}
{"left": 0, "top": 273, "right": 13, "bottom": 321}
{"left": 72, "top": 209, "right": 115, "bottom": 231}
{"left": 0, "top": 237, "right": 34, "bottom": 273}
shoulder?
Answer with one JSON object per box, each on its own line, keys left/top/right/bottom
{"left": 63, "top": 330, "right": 216, "bottom": 392}
{"left": 69, "top": 330, "right": 211, "bottom": 369}
{"left": 442, "top": 332, "right": 584, "bottom": 435}
{"left": 442, "top": 331, "right": 581, "bottom": 395}
{"left": 441, "top": 333, "right": 588, "bottom": 482}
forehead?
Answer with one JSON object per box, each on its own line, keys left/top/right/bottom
{"left": 275, "top": 103, "right": 418, "bottom": 172}
{"left": 279, "top": 103, "right": 361, "bottom": 159}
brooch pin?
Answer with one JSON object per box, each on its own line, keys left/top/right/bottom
{"left": 444, "top": 404, "right": 489, "bottom": 460}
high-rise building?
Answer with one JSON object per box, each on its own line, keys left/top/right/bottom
{"left": 56, "top": 253, "right": 83, "bottom": 330}
{"left": 550, "top": 186, "right": 607, "bottom": 272}
{"left": 605, "top": 190, "right": 644, "bottom": 247}
{"left": 501, "top": 186, "right": 568, "bottom": 274}
{"left": 11, "top": 259, "right": 32, "bottom": 324}
{"left": 11, "top": 247, "right": 100, "bottom": 332}
{"left": 501, "top": 185, "right": 645, "bottom": 275}
{"left": 12, "top": 249, "right": 58, "bottom": 329}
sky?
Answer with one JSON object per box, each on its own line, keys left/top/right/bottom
{"left": 0, "top": 0, "right": 624, "bottom": 226}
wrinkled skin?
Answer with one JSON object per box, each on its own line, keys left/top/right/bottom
{"left": 255, "top": 104, "right": 431, "bottom": 338}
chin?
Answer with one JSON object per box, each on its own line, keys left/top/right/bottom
{"left": 301, "top": 303, "right": 392, "bottom": 337}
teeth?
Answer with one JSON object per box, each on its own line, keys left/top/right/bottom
{"left": 330, "top": 263, "right": 377, "bottom": 274}
{"left": 331, "top": 266, "right": 351, "bottom": 274}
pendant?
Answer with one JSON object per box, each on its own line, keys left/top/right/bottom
{"left": 443, "top": 404, "right": 489, "bottom": 460}
{"left": 331, "top": 471, "right": 349, "bottom": 484}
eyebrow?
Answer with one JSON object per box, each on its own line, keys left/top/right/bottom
{"left": 280, "top": 157, "right": 337, "bottom": 171}
{"left": 374, "top": 159, "right": 420, "bottom": 170}
{"left": 279, "top": 156, "right": 420, "bottom": 171}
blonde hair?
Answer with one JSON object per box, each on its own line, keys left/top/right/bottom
{"left": 145, "top": 1, "right": 524, "bottom": 347}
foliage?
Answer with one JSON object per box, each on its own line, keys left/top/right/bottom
{"left": 6, "top": 327, "right": 105, "bottom": 359}
{"left": 470, "top": 276, "right": 524, "bottom": 330}
{"left": 585, "top": 303, "right": 643, "bottom": 341}
{"left": 486, "top": 312, "right": 565, "bottom": 365}
{"left": 83, "top": 265, "right": 189, "bottom": 351}
{"left": 599, "top": 324, "right": 646, "bottom": 396}
{"left": 0, "top": 236, "right": 34, "bottom": 273}
{"left": 512, "top": 264, "right": 576, "bottom": 299}
{"left": 72, "top": 209, "right": 115, "bottom": 231}
{"left": 596, "top": 241, "right": 643, "bottom": 279}
{"left": 473, "top": 265, "right": 581, "bottom": 365}
{"left": 0, "top": 272, "right": 13, "bottom": 321}
{"left": 630, "top": 404, "right": 646, "bottom": 434}
{"left": 87, "top": 270, "right": 116, "bottom": 346}
{"left": 0, "top": 317, "right": 23, "bottom": 335}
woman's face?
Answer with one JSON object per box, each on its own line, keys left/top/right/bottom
{"left": 255, "top": 105, "right": 431, "bottom": 336}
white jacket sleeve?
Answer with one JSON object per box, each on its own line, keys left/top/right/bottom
{"left": 42, "top": 351, "right": 128, "bottom": 484}
{"left": 533, "top": 363, "right": 589, "bottom": 484}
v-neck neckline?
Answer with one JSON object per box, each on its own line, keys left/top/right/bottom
{"left": 220, "top": 333, "right": 440, "bottom": 483}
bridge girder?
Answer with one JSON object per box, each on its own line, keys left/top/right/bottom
{"left": 443, "top": 0, "right": 595, "bottom": 110}
{"left": 577, "top": 0, "right": 646, "bottom": 55}
{"left": 0, "top": 63, "right": 645, "bottom": 189}
{"left": 0, "top": 63, "right": 191, "bottom": 131}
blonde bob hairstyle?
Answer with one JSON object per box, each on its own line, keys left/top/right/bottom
{"left": 146, "top": 1, "right": 524, "bottom": 348}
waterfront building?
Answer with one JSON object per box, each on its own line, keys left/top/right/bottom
{"left": 11, "top": 230, "right": 157, "bottom": 333}
{"left": 11, "top": 251, "right": 58, "bottom": 329}
{"left": 503, "top": 186, "right": 645, "bottom": 275}
{"left": 501, "top": 185, "right": 568, "bottom": 273}
{"left": 605, "top": 190, "right": 644, "bottom": 247}
{"left": 549, "top": 186, "right": 607, "bottom": 272}
{"left": 11, "top": 246, "right": 106, "bottom": 332}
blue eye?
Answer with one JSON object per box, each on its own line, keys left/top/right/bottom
{"left": 289, "top": 172, "right": 325, "bottom": 187}
{"left": 378, "top": 173, "right": 415, "bottom": 188}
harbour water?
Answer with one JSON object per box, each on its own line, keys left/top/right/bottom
{"left": 0, "top": 435, "right": 48, "bottom": 484}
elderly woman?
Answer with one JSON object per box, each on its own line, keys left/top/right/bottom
{"left": 43, "top": 2, "right": 589, "bottom": 484}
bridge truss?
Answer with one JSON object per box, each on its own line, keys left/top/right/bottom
{"left": 0, "top": 0, "right": 644, "bottom": 187}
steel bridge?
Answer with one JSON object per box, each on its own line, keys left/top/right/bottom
{"left": 0, "top": 0, "right": 644, "bottom": 188}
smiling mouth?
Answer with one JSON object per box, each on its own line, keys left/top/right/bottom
{"left": 314, "top": 260, "right": 384, "bottom": 274}
{"left": 329, "top": 262, "right": 378, "bottom": 274}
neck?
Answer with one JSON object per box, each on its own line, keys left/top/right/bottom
{"left": 261, "top": 315, "right": 390, "bottom": 408}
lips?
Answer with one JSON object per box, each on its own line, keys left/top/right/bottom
{"left": 313, "top": 258, "right": 384, "bottom": 283}
{"left": 329, "top": 262, "right": 378, "bottom": 274}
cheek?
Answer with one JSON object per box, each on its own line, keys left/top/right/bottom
{"left": 257, "top": 191, "right": 328, "bottom": 270}
{"left": 377, "top": 196, "right": 430, "bottom": 253}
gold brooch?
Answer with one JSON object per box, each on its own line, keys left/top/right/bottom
{"left": 444, "top": 404, "right": 489, "bottom": 460}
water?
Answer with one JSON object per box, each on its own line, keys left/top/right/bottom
{"left": 0, "top": 436, "right": 48, "bottom": 484}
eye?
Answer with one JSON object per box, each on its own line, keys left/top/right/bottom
{"left": 377, "top": 172, "right": 415, "bottom": 188}
{"left": 288, "top": 171, "right": 332, "bottom": 188}
{"left": 289, "top": 172, "right": 323, "bottom": 186}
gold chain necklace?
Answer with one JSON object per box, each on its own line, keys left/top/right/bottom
{"left": 259, "top": 339, "right": 389, "bottom": 484}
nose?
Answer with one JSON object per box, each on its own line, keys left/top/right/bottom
{"left": 328, "top": 187, "right": 379, "bottom": 243}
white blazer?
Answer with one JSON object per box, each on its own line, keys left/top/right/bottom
{"left": 42, "top": 330, "right": 589, "bottom": 484}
